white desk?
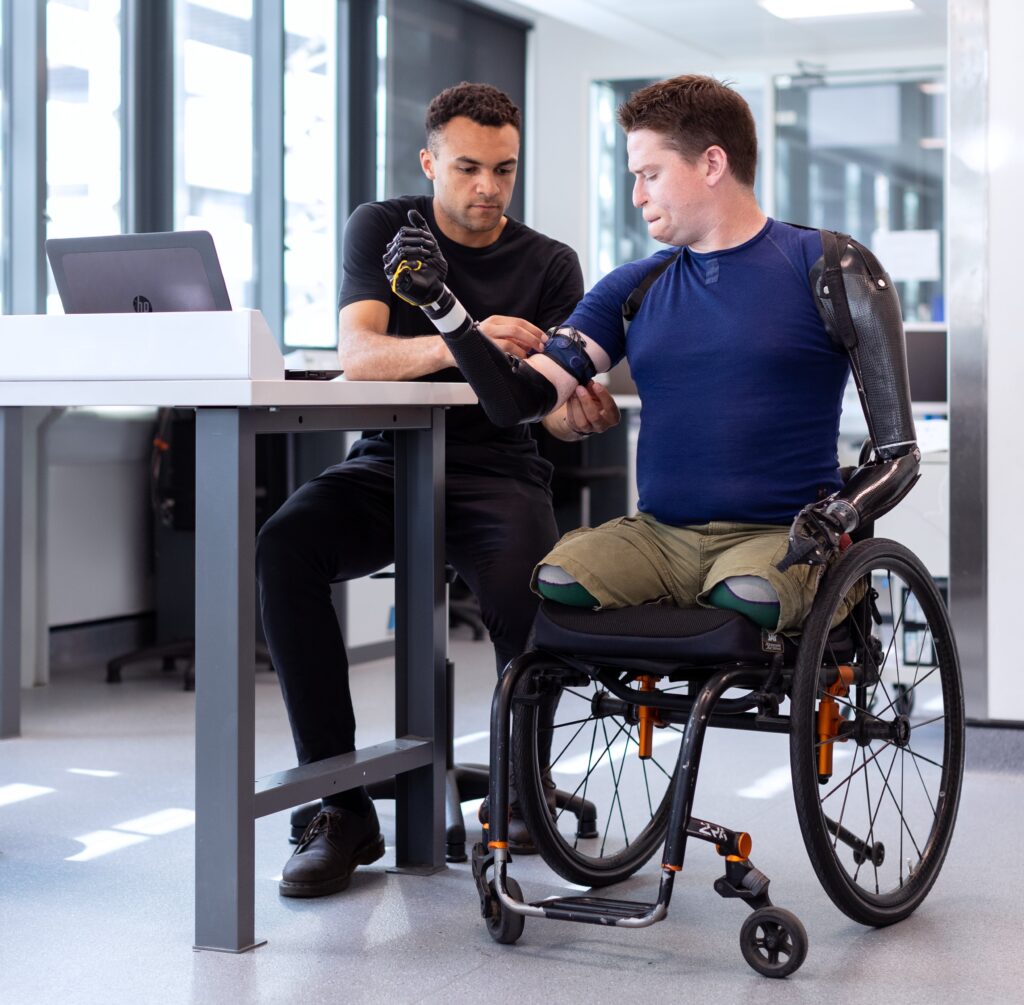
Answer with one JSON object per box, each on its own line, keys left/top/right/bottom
{"left": 0, "top": 370, "right": 476, "bottom": 953}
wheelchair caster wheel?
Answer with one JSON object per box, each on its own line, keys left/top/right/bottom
{"left": 739, "top": 906, "right": 807, "bottom": 978}
{"left": 486, "top": 877, "right": 525, "bottom": 945}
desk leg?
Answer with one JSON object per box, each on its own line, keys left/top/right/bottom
{"left": 193, "top": 409, "right": 264, "bottom": 952}
{"left": 0, "top": 408, "right": 24, "bottom": 739}
{"left": 393, "top": 409, "right": 446, "bottom": 871}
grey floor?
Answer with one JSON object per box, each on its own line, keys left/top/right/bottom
{"left": 2, "top": 631, "right": 1023, "bottom": 1004}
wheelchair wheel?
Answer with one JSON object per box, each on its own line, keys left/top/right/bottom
{"left": 739, "top": 906, "right": 808, "bottom": 978}
{"left": 790, "top": 539, "right": 964, "bottom": 927}
{"left": 486, "top": 877, "right": 525, "bottom": 945}
{"left": 511, "top": 661, "right": 683, "bottom": 888}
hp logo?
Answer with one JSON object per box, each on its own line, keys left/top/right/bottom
{"left": 133, "top": 295, "right": 153, "bottom": 313}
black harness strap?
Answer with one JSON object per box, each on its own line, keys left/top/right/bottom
{"left": 820, "top": 229, "right": 859, "bottom": 351}
{"left": 620, "top": 227, "right": 878, "bottom": 356}
{"left": 621, "top": 248, "right": 683, "bottom": 333}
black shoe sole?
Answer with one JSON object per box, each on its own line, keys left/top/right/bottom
{"left": 278, "top": 834, "right": 386, "bottom": 899}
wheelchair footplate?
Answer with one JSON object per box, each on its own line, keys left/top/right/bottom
{"left": 474, "top": 818, "right": 807, "bottom": 978}
{"left": 477, "top": 655, "right": 810, "bottom": 978}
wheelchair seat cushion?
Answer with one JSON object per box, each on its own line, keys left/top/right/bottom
{"left": 531, "top": 601, "right": 777, "bottom": 665}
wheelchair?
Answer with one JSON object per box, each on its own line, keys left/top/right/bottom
{"left": 471, "top": 528, "right": 964, "bottom": 978}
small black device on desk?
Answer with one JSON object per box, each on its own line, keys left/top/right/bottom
{"left": 284, "top": 369, "right": 344, "bottom": 380}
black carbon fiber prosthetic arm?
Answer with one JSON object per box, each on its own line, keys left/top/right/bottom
{"left": 811, "top": 234, "right": 921, "bottom": 527}
{"left": 385, "top": 209, "right": 558, "bottom": 425}
{"left": 779, "top": 235, "right": 921, "bottom": 571}
{"left": 423, "top": 288, "right": 558, "bottom": 426}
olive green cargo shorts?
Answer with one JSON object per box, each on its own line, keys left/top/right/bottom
{"left": 531, "top": 512, "right": 826, "bottom": 632}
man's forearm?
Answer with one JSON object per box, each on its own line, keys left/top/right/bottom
{"left": 338, "top": 328, "right": 455, "bottom": 381}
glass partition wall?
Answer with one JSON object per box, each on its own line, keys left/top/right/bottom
{"left": 775, "top": 68, "right": 945, "bottom": 323}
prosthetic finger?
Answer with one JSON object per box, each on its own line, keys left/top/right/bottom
{"left": 776, "top": 503, "right": 844, "bottom": 571}
{"left": 383, "top": 241, "right": 440, "bottom": 279}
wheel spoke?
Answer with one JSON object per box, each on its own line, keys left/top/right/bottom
{"left": 819, "top": 738, "right": 897, "bottom": 805}
{"left": 865, "top": 741, "right": 924, "bottom": 871}
{"left": 547, "top": 713, "right": 599, "bottom": 772}
{"left": 907, "top": 740, "right": 939, "bottom": 817}
{"left": 904, "top": 744, "right": 946, "bottom": 772}
{"left": 597, "top": 716, "right": 631, "bottom": 855}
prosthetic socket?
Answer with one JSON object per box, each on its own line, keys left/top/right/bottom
{"left": 383, "top": 210, "right": 589, "bottom": 427}
{"left": 777, "top": 234, "right": 920, "bottom": 570}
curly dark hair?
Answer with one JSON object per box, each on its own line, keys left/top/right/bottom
{"left": 617, "top": 75, "right": 758, "bottom": 188}
{"left": 425, "top": 82, "right": 521, "bottom": 150}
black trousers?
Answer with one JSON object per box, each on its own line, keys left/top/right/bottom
{"left": 256, "top": 455, "right": 558, "bottom": 767}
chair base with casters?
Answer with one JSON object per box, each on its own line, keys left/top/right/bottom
{"left": 106, "top": 639, "right": 273, "bottom": 691}
{"left": 472, "top": 537, "right": 965, "bottom": 978}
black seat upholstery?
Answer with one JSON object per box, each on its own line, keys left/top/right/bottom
{"left": 532, "top": 601, "right": 775, "bottom": 665}
{"left": 532, "top": 599, "right": 856, "bottom": 668}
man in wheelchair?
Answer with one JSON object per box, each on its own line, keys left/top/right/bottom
{"left": 384, "top": 73, "right": 920, "bottom": 633}
{"left": 384, "top": 74, "right": 962, "bottom": 976}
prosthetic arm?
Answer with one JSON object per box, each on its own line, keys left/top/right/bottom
{"left": 778, "top": 232, "right": 921, "bottom": 570}
{"left": 382, "top": 211, "right": 593, "bottom": 426}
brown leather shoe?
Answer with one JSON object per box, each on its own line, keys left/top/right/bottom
{"left": 279, "top": 805, "right": 385, "bottom": 898}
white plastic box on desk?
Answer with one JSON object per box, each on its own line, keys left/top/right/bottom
{"left": 0, "top": 309, "right": 283, "bottom": 381}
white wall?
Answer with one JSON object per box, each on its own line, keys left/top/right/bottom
{"left": 985, "top": 0, "right": 1024, "bottom": 721}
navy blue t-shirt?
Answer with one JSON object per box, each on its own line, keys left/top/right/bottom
{"left": 567, "top": 219, "right": 849, "bottom": 526}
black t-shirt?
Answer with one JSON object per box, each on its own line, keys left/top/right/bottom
{"left": 338, "top": 194, "right": 584, "bottom": 486}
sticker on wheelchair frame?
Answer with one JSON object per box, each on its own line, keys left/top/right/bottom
{"left": 761, "top": 631, "right": 784, "bottom": 654}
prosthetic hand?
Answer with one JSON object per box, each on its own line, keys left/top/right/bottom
{"left": 776, "top": 444, "right": 921, "bottom": 573}
{"left": 383, "top": 210, "right": 449, "bottom": 307}
{"left": 382, "top": 210, "right": 558, "bottom": 425}
{"left": 776, "top": 498, "right": 851, "bottom": 572}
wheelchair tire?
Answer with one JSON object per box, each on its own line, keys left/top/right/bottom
{"left": 486, "top": 877, "right": 525, "bottom": 945}
{"left": 739, "top": 906, "right": 808, "bottom": 978}
{"left": 511, "top": 661, "right": 681, "bottom": 888}
{"left": 790, "top": 539, "right": 964, "bottom": 927}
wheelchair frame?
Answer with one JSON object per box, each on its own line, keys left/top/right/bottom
{"left": 471, "top": 537, "right": 965, "bottom": 978}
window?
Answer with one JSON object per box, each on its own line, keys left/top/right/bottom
{"left": 774, "top": 68, "right": 945, "bottom": 323}
{"left": 45, "top": 0, "right": 123, "bottom": 314}
{"left": 282, "top": 0, "right": 336, "bottom": 348}
{"left": 0, "top": 12, "right": 5, "bottom": 311}
{"left": 175, "top": 0, "right": 254, "bottom": 311}
{"left": 382, "top": 0, "right": 527, "bottom": 219}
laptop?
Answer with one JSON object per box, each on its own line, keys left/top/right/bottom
{"left": 45, "top": 229, "right": 343, "bottom": 379}
{"left": 45, "top": 230, "right": 232, "bottom": 314}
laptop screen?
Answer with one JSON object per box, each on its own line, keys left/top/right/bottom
{"left": 45, "top": 230, "right": 232, "bottom": 314}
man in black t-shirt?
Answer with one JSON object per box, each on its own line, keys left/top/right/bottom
{"left": 256, "top": 82, "right": 619, "bottom": 898}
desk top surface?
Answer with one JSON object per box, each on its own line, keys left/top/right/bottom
{"left": 0, "top": 378, "right": 479, "bottom": 408}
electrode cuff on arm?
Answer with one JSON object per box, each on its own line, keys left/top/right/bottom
{"left": 417, "top": 284, "right": 558, "bottom": 426}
